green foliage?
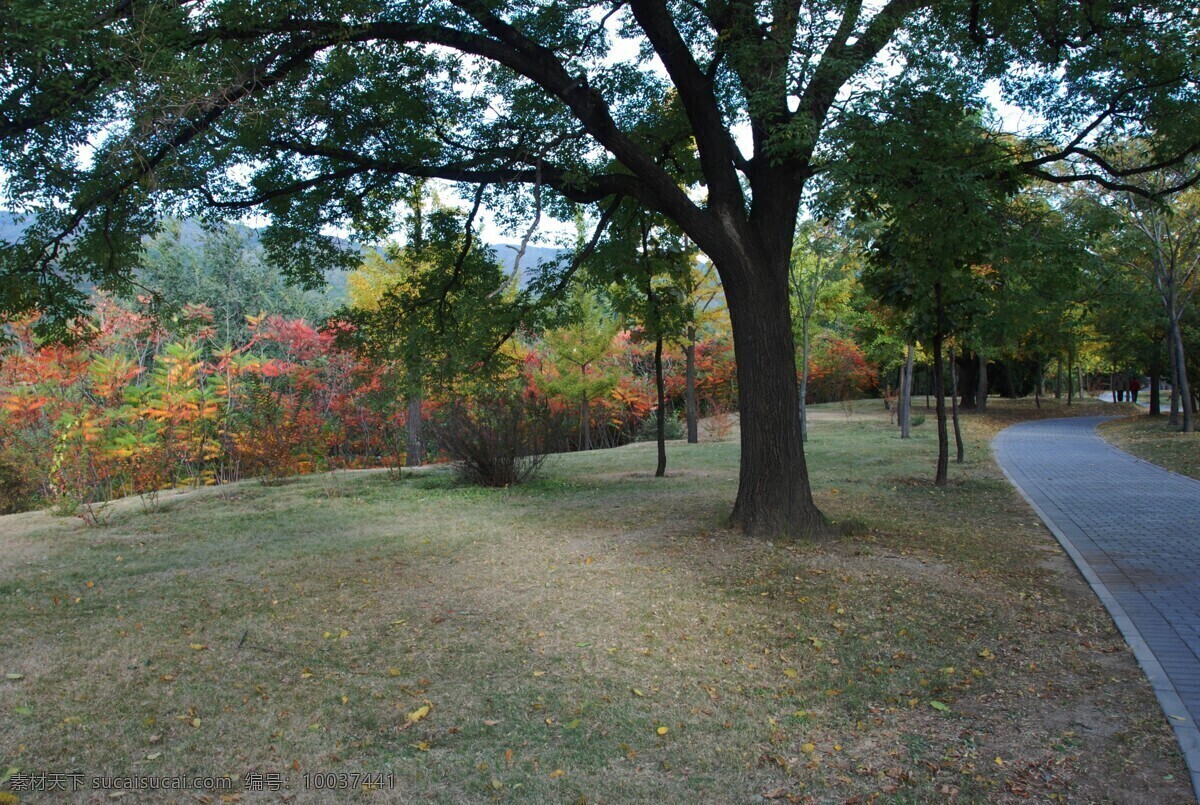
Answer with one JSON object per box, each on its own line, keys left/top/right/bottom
{"left": 138, "top": 220, "right": 338, "bottom": 346}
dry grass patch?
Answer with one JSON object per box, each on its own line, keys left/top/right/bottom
{"left": 1099, "top": 415, "right": 1200, "bottom": 480}
{"left": 0, "top": 404, "right": 1191, "bottom": 803}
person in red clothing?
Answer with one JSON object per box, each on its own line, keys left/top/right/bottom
{"left": 1129, "top": 377, "right": 1142, "bottom": 403}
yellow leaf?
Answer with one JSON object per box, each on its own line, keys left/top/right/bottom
{"left": 146, "top": 752, "right": 161, "bottom": 760}
{"left": 549, "top": 769, "right": 565, "bottom": 779}
{"left": 783, "top": 669, "right": 799, "bottom": 679}
{"left": 490, "top": 778, "right": 502, "bottom": 790}
{"left": 190, "top": 643, "right": 207, "bottom": 651}
{"left": 341, "top": 695, "right": 348, "bottom": 705}
{"left": 388, "top": 668, "right": 400, "bottom": 677}
{"left": 979, "top": 648, "right": 995, "bottom": 659}
{"left": 532, "top": 670, "right": 546, "bottom": 677}
{"left": 191, "top": 718, "right": 201, "bottom": 728}
{"left": 801, "top": 742, "right": 816, "bottom": 753}
{"left": 407, "top": 705, "right": 431, "bottom": 724}
{"left": 994, "top": 756, "right": 1004, "bottom": 766}
{"left": 632, "top": 688, "right": 645, "bottom": 697}
{"left": 413, "top": 742, "right": 430, "bottom": 751}
{"left": 656, "top": 726, "right": 668, "bottom": 736}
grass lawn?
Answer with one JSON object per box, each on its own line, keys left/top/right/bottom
{"left": 0, "top": 400, "right": 1190, "bottom": 803}
{"left": 1099, "top": 414, "right": 1200, "bottom": 481}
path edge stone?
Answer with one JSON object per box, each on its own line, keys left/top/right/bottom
{"left": 993, "top": 422, "right": 1200, "bottom": 801}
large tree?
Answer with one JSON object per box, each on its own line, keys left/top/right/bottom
{"left": 2, "top": 0, "right": 1198, "bottom": 537}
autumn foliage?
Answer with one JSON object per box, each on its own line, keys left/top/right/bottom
{"left": 0, "top": 295, "right": 742, "bottom": 517}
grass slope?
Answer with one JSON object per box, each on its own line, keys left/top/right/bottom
{"left": 1099, "top": 415, "right": 1200, "bottom": 481}
{"left": 0, "top": 402, "right": 1189, "bottom": 803}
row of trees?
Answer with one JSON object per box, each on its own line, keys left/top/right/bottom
{"left": 5, "top": 0, "right": 1197, "bottom": 538}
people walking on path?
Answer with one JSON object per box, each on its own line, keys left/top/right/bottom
{"left": 995, "top": 416, "right": 1200, "bottom": 799}
{"left": 1130, "top": 377, "right": 1142, "bottom": 404}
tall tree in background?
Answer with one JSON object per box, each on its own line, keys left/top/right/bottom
{"left": 3, "top": 0, "right": 1198, "bottom": 536}
{"left": 1088, "top": 157, "right": 1200, "bottom": 432}
{"left": 789, "top": 221, "right": 854, "bottom": 442}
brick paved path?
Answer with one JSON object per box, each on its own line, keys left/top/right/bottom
{"left": 994, "top": 416, "right": 1200, "bottom": 798}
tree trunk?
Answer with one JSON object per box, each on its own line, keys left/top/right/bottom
{"left": 976, "top": 352, "right": 988, "bottom": 412}
{"left": 950, "top": 346, "right": 963, "bottom": 464}
{"left": 722, "top": 255, "right": 824, "bottom": 539}
{"left": 580, "top": 392, "right": 592, "bottom": 451}
{"left": 406, "top": 393, "right": 424, "bottom": 467}
{"left": 1034, "top": 359, "right": 1042, "bottom": 409}
{"left": 685, "top": 324, "right": 698, "bottom": 444}
{"left": 1150, "top": 367, "right": 1161, "bottom": 416}
{"left": 655, "top": 334, "right": 667, "bottom": 477}
{"left": 900, "top": 343, "right": 914, "bottom": 439}
{"left": 1171, "top": 312, "right": 1194, "bottom": 432}
{"left": 799, "top": 316, "right": 811, "bottom": 442}
{"left": 933, "top": 284, "right": 948, "bottom": 487}
{"left": 1054, "top": 358, "right": 1063, "bottom": 400}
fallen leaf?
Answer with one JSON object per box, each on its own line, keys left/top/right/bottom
{"left": 483, "top": 719, "right": 500, "bottom": 726}
{"left": 930, "top": 700, "right": 950, "bottom": 712}
{"left": 505, "top": 748, "right": 514, "bottom": 765}
{"left": 14, "top": 706, "right": 32, "bottom": 716}
{"left": 146, "top": 752, "right": 161, "bottom": 761}
{"left": 5, "top": 674, "right": 24, "bottom": 681}
{"left": 979, "top": 648, "right": 995, "bottom": 660}
{"left": 548, "top": 769, "right": 565, "bottom": 779}
{"left": 191, "top": 717, "right": 201, "bottom": 728}
{"left": 656, "top": 726, "right": 669, "bottom": 736}
{"left": 532, "top": 670, "right": 546, "bottom": 677}
{"left": 801, "top": 742, "right": 816, "bottom": 753}
{"left": 407, "top": 705, "right": 431, "bottom": 723}
{"left": 783, "top": 669, "right": 799, "bottom": 679}
{"left": 631, "top": 688, "right": 645, "bottom": 697}
{"left": 490, "top": 778, "right": 502, "bottom": 790}
{"left": 189, "top": 643, "right": 207, "bottom": 651}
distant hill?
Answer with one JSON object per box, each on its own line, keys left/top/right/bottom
{"left": 0, "top": 212, "right": 566, "bottom": 294}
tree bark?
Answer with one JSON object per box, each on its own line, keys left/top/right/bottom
{"left": 1054, "top": 358, "right": 1063, "bottom": 400}
{"left": 580, "top": 391, "right": 592, "bottom": 451}
{"left": 950, "top": 346, "right": 964, "bottom": 463}
{"left": 933, "top": 284, "right": 948, "bottom": 487}
{"left": 406, "top": 393, "right": 424, "bottom": 467}
{"left": 655, "top": 334, "right": 667, "bottom": 477}
{"left": 723, "top": 253, "right": 824, "bottom": 539}
{"left": 685, "top": 324, "right": 698, "bottom": 444}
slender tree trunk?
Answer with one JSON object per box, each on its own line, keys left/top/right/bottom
{"left": 1035, "top": 359, "right": 1042, "bottom": 409}
{"left": 685, "top": 324, "right": 698, "bottom": 444}
{"left": 933, "top": 284, "right": 948, "bottom": 487}
{"left": 1054, "top": 358, "right": 1063, "bottom": 400}
{"left": 1150, "top": 367, "right": 1161, "bottom": 416}
{"left": 406, "top": 393, "right": 424, "bottom": 467}
{"left": 799, "top": 316, "right": 811, "bottom": 442}
{"left": 950, "top": 346, "right": 963, "bottom": 463}
{"left": 580, "top": 393, "right": 591, "bottom": 451}
{"left": 1070, "top": 350, "right": 1080, "bottom": 405}
{"left": 900, "top": 344, "right": 914, "bottom": 439}
{"left": 655, "top": 334, "right": 667, "bottom": 477}
{"left": 976, "top": 352, "right": 988, "bottom": 412}
{"left": 1169, "top": 315, "right": 1181, "bottom": 427}
{"left": 1171, "top": 312, "right": 1194, "bottom": 432}
{"left": 722, "top": 254, "right": 824, "bottom": 539}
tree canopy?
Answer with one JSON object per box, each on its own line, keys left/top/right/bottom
{"left": 3, "top": 0, "right": 1198, "bottom": 536}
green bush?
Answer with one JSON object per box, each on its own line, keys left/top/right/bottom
{"left": 634, "top": 411, "right": 684, "bottom": 442}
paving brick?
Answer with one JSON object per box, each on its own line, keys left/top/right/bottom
{"left": 995, "top": 415, "right": 1200, "bottom": 799}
